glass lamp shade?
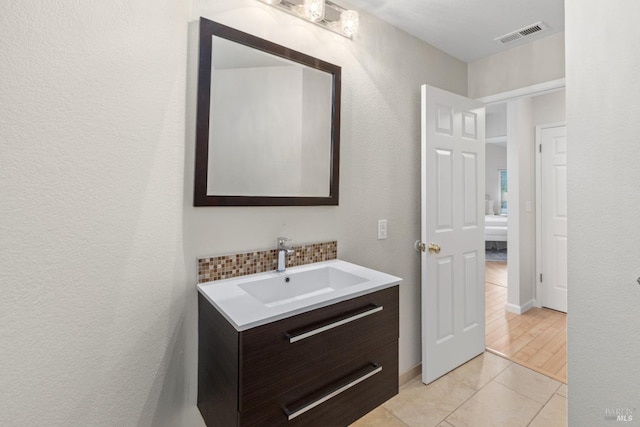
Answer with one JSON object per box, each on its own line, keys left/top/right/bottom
{"left": 304, "top": 0, "right": 326, "bottom": 22}
{"left": 340, "top": 10, "right": 359, "bottom": 37}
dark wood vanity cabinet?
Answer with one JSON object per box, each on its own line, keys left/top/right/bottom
{"left": 198, "top": 285, "right": 399, "bottom": 426}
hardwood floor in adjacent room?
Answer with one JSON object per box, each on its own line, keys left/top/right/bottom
{"left": 485, "top": 261, "right": 567, "bottom": 384}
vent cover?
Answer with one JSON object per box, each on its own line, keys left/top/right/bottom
{"left": 495, "top": 21, "right": 548, "bottom": 44}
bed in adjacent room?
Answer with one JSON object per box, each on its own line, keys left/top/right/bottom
{"left": 485, "top": 214, "right": 508, "bottom": 242}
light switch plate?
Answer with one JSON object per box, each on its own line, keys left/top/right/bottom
{"left": 378, "top": 219, "right": 388, "bottom": 240}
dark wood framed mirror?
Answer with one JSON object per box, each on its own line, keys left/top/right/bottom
{"left": 194, "top": 18, "right": 341, "bottom": 206}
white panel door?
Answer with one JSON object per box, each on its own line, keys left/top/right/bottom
{"left": 421, "top": 85, "right": 486, "bottom": 384}
{"left": 539, "top": 123, "right": 568, "bottom": 312}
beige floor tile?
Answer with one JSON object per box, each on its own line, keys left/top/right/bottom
{"left": 350, "top": 406, "right": 407, "bottom": 427}
{"left": 556, "top": 383, "right": 567, "bottom": 398}
{"left": 383, "top": 375, "right": 476, "bottom": 427}
{"left": 447, "top": 352, "right": 512, "bottom": 391}
{"left": 446, "top": 381, "right": 542, "bottom": 427}
{"left": 398, "top": 375, "right": 422, "bottom": 392}
{"left": 437, "top": 421, "right": 454, "bottom": 427}
{"left": 529, "top": 394, "right": 567, "bottom": 427}
{"left": 493, "top": 363, "right": 561, "bottom": 404}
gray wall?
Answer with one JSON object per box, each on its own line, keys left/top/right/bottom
{"left": 468, "top": 32, "right": 565, "bottom": 99}
{"left": 566, "top": 0, "right": 640, "bottom": 424}
{"left": 0, "top": 1, "right": 190, "bottom": 425}
{"left": 532, "top": 90, "right": 566, "bottom": 125}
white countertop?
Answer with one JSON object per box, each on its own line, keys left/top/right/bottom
{"left": 197, "top": 259, "right": 402, "bottom": 331}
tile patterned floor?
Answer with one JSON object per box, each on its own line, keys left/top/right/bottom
{"left": 351, "top": 352, "right": 566, "bottom": 427}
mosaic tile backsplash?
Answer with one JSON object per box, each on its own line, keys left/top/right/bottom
{"left": 197, "top": 241, "right": 338, "bottom": 283}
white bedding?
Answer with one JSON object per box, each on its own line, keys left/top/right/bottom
{"left": 485, "top": 215, "right": 508, "bottom": 241}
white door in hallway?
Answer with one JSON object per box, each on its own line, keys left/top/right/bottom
{"left": 538, "top": 123, "right": 568, "bottom": 313}
{"left": 420, "top": 85, "right": 486, "bottom": 384}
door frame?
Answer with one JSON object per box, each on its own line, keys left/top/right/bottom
{"left": 475, "top": 79, "right": 565, "bottom": 310}
{"left": 474, "top": 78, "right": 565, "bottom": 105}
{"left": 535, "top": 121, "right": 567, "bottom": 309}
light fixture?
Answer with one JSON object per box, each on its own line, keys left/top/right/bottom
{"left": 304, "top": 0, "right": 325, "bottom": 22}
{"left": 340, "top": 9, "right": 359, "bottom": 37}
{"left": 258, "top": 0, "right": 360, "bottom": 38}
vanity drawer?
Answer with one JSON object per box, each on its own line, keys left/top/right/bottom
{"left": 239, "top": 340, "right": 399, "bottom": 427}
{"left": 238, "top": 286, "right": 399, "bottom": 411}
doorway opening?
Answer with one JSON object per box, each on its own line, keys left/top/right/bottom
{"left": 481, "top": 88, "right": 567, "bottom": 384}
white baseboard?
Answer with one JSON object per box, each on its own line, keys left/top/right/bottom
{"left": 399, "top": 363, "right": 421, "bottom": 386}
{"left": 505, "top": 299, "right": 535, "bottom": 314}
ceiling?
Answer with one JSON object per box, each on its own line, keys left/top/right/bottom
{"left": 346, "top": 0, "right": 565, "bottom": 63}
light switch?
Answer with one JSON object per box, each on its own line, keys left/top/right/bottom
{"left": 378, "top": 220, "right": 388, "bottom": 240}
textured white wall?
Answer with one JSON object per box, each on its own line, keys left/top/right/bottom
{"left": 0, "top": 1, "right": 189, "bottom": 426}
{"left": 185, "top": 1, "right": 467, "bottom": 416}
{"left": 486, "top": 103, "right": 507, "bottom": 138}
{"left": 566, "top": 1, "right": 640, "bottom": 424}
{"left": 468, "top": 32, "right": 565, "bottom": 99}
{"left": 532, "top": 90, "right": 566, "bottom": 125}
{"left": 506, "top": 98, "right": 536, "bottom": 312}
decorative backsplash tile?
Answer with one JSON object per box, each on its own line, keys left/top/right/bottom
{"left": 197, "top": 241, "right": 337, "bottom": 283}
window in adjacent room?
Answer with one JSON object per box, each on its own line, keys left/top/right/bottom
{"left": 499, "top": 169, "right": 508, "bottom": 215}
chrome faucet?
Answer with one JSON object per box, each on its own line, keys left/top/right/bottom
{"left": 276, "top": 237, "right": 294, "bottom": 273}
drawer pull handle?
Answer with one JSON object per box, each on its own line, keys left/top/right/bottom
{"left": 285, "top": 305, "right": 383, "bottom": 343}
{"left": 284, "top": 362, "right": 382, "bottom": 420}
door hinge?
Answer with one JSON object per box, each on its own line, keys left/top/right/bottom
{"left": 540, "top": 273, "right": 543, "bottom": 282}
{"left": 539, "top": 144, "right": 542, "bottom": 153}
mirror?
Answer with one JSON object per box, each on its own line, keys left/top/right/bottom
{"left": 194, "top": 18, "right": 341, "bottom": 206}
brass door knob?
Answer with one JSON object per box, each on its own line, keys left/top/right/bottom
{"left": 428, "top": 243, "right": 441, "bottom": 254}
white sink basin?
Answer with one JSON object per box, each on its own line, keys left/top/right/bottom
{"left": 238, "top": 266, "right": 368, "bottom": 308}
{"left": 197, "top": 259, "right": 402, "bottom": 331}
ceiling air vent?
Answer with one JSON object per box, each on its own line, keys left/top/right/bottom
{"left": 495, "top": 21, "right": 548, "bottom": 45}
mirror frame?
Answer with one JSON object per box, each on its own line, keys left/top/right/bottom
{"left": 194, "top": 18, "right": 341, "bottom": 206}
